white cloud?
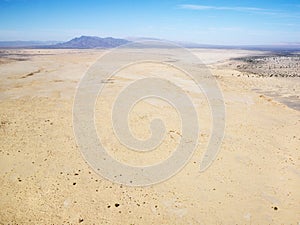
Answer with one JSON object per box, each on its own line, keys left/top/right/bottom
{"left": 179, "top": 4, "right": 277, "bottom": 14}
{"left": 178, "top": 4, "right": 300, "bottom": 20}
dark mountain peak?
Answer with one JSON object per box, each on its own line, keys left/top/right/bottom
{"left": 54, "top": 35, "right": 130, "bottom": 49}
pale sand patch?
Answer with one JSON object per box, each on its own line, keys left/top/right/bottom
{"left": 0, "top": 49, "right": 299, "bottom": 224}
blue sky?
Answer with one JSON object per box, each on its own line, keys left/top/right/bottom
{"left": 0, "top": 0, "right": 300, "bottom": 44}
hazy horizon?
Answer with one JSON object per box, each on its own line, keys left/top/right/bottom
{"left": 1, "top": 0, "right": 300, "bottom": 45}
{"left": 1, "top": 35, "right": 300, "bottom": 48}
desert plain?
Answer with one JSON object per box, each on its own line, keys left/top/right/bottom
{"left": 0, "top": 48, "right": 299, "bottom": 224}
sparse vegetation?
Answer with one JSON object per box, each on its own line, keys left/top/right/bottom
{"left": 231, "top": 53, "right": 300, "bottom": 78}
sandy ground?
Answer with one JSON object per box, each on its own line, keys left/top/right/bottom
{"left": 0, "top": 49, "right": 299, "bottom": 224}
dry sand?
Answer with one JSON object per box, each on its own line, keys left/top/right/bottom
{"left": 0, "top": 49, "right": 299, "bottom": 224}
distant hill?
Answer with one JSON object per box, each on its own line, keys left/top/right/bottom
{"left": 126, "top": 37, "right": 166, "bottom": 42}
{"left": 0, "top": 41, "right": 59, "bottom": 48}
{"left": 53, "top": 36, "right": 130, "bottom": 49}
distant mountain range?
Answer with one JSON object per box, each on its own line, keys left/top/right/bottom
{"left": 0, "top": 36, "right": 130, "bottom": 49}
{"left": 53, "top": 36, "right": 130, "bottom": 48}
{"left": 0, "top": 40, "right": 60, "bottom": 48}
{"left": 0, "top": 36, "right": 300, "bottom": 51}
